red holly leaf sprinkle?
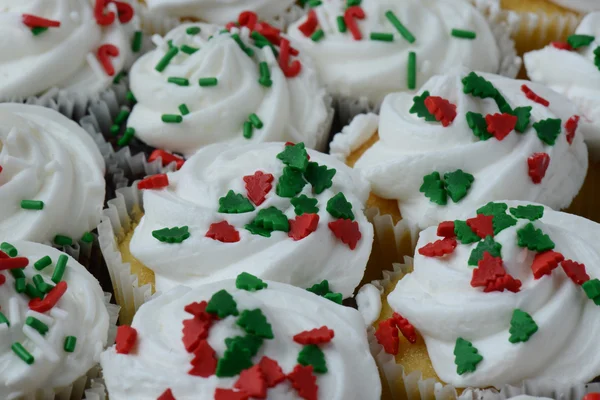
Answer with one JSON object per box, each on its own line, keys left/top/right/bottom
{"left": 184, "top": 301, "right": 214, "bottom": 320}
{"left": 137, "top": 174, "right": 169, "bottom": 190}
{"left": 299, "top": 9, "right": 319, "bottom": 37}
{"left": 484, "top": 274, "right": 522, "bottom": 293}
{"left": 565, "top": 115, "right": 579, "bottom": 145}
{"left": 437, "top": 221, "right": 456, "bottom": 238}
{"left": 206, "top": 221, "right": 241, "bottom": 243}
{"left": 244, "top": 171, "right": 274, "bottom": 206}
{"left": 188, "top": 340, "right": 217, "bottom": 377}
{"left": 214, "top": 389, "right": 249, "bottom": 400}
{"left": 424, "top": 96, "right": 457, "bottom": 127}
{"left": 466, "top": 214, "right": 495, "bottom": 239}
{"left": 374, "top": 318, "right": 399, "bottom": 355}
{"left": 418, "top": 237, "right": 457, "bottom": 257}
{"left": 392, "top": 313, "right": 417, "bottom": 344}
{"left": 259, "top": 356, "right": 286, "bottom": 388}
{"left": 471, "top": 252, "right": 505, "bottom": 288}
{"left": 531, "top": 250, "right": 564, "bottom": 279}
{"left": 115, "top": 325, "right": 137, "bottom": 354}
{"left": 293, "top": 326, "right": 335, "bottom": 345}
{"left": 289, "top": 213, "right": 320, "bottom": 241}
{"left": 561, "top": 259, "right": 590, "bottom": 285}
{"left": 235, "top": 365, "right": 267, "bottom": 399}
{"left": 521, "top": 85, "right": 550, "bottom": 107}
{"left": 158, "top": 388, "right": 176, "bottom": 400}
{"left": 182, "top": 317, "right": 211, "bottom": 353}
{"left": 528, "top": 153, "right": 550, "bottom": 184}
{"left": 328, "top": 218, "right": 361, "bottom": 249}
{"left": 288, "top": 365, "right": 318, "bottom": 400}
{"left": 551, "top": 41, "right": 573, "bottom": 51}
{"left": 485, "top": 113, "right": 518, "bottom": 141}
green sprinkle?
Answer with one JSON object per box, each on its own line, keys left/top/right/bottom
{"left": 199, "top": 77, "right": 218, "bottom": 87}
{"left": 110, "top": 124, "right": 120, "bottom": 136}
{"left": 236, "top": 272, "right": 268, "bottom": 291}
{"left": 231, "top": 33, "right": 254, "bottom": 57}
{"left": 249, "top": 113, "right": 263, "bottom": 129}
{"left": 180, "top": 44, "right": 199, "bottom": 55}
{"left": 308, "top": 0, "right": 322, "bottom": 6}
{"left": 1, "top": 242, "right": 17, "bottom": 257}
{"left": 117, "top": 128, "right": 136, "bottom": 147}
{"left": 52, "top": 254, "right": 68, "bottom": 284}
{"left": 34, "top": 256, "right": 52, "bottom": 271}
{"left": 311, "top": 29, "right": 325, "bottom": 42}
{"left": 454, "top": 338, "right": 482, "bottom": 375}
{"left": 258, "top": 62, "right": 272, "bottom": 87}
{"left": 385, "top": 11, "right": 415, "bottom": 43}
{"left": 126, "top": 91, "right": 137, "bottom": 103}
{"left": 407, "top": 52, "right": 417, "bottom": 90}
{"left": 186, "top": 26, "right": 201, "bottom": 35}
{"left": 114, "top": 109, "right": 130, "bottom": 126}
{"left": 370, "top": 32, "right": 394, "bottom": 42}
{"left": 451, "top": 29, "right": 476, "bottom": 39}
{"left": 12, "top": 343, "right": 34, "bottom": 364}
{"left": 152, "top": 226, "right": 190, "bottom": 243}
{"left": 0, "top": 312, "right": 9, "bottom": 326}
{"left": 243, "top": 121, "right": 253, "bottom": 139}
{"left": 54, "top": 235, "right": 72, "bottom": 247}
{"left": 347, "top": 0, "right": 361, "bottom": 6}
{"left": 64, "top": 336, "right": 77, "bottom": 352}
{"left": 25, "top": 284, "right": 43, "bottom": 300}
{"left": 337, "top": 16, "right": 347, "bottom": 32}
{"left": 31, "top": 27, "right": 48, "bottom": 36}
{"left": 11, "top": 268, "right": 25, "bottom": 279}
{"left": 33, "top": 274, "right": 53, "bottom": 294}
{"left": 155, "top": 47, "right": 179, "bottom": 72}
{"left": 298, "top": 344, "right": 327, "bottom": 373}
{"left": 508, "top": 309, "right": 538, "bottom": 343}
{"left": 567, "top": 34, "right": 595, "bottom": 49}
{"left": 20, "top": 200, "right": 44, "bottom": 210}
{"left": 167, "top": 39, "right": 174, "bottom": 48}
{"left": 81, "top": 232, "right": 94, "bottom": 243}
{"left": 15, "top": 278, "right": 26, "bottom": 293}
{"left": 167, "top": 77, "right": 189, "bottom": 86}
{"left": 162, "top": 114, "right": 183, "bottom": 123}
{"left": 132, "top": 30, "right": 143, "bottom": 52}
{"left": 533, "top": 118, "right": 562, "bottom": 145}
{"left": 113, "top": 71, "right": 126, "bottom": 84}
{"left": 219, "top": 191, "right": 254, "bottom": 213}
{"left": 206, "top": 289, "right": 239, "bottom": 318}
{"left": 26, "top": 317, "right": 49, "bottom": 335}
{"left": 179, "top": 104, "right": 190, "bottom": 116}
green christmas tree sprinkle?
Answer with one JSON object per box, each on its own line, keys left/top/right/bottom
{"left": 206, "top": 290, "right": 239, "bottom": 318}
{"left": 324, "top": 292, "right": 343, "bottom": 304}
{"left": 454, "top": 220, "right": 481, "bottom": 244}
{"left": 236, "top": 272, "right": 268, "bottom": 292}
{"left": 466, "top": 112, "right": 492, "bottom": 141}
{"left": 510, "top": 106, "right": 532, "bottom": 133}
{"left": 276, "top": 167, "right": 307, "bottom": 198}
{"left": 251, "top": 207, "right": 290, "bottom": 233}
{"left": 291, "top": 195, "right": 319, "bottom": 215}
{"left": 304, "top": 162, "right": 336, "bottom": 194}
{"left": 492, "top": 213, "right": 517, "bottom": 235}
{"left": 409, "top": 91, "right": 437, "bottom": 122}
{"left": 420, "top": 172, "right": 447, "bottom": 206}
{"left": 509, "top": 309, "right": 538, "bottom": 343}
{"left": 444, "top": 170, "right": 474, "bottom": 203}
{"left": 298, "top": 344, "right": 328, "bottom": 373}
{"left": 468, "top": 236, "right": 502, "bottom": 266}
{"left": 216, "top": 342, "right": 253, "bottom": 377}
{"left": 510, "top": 205, "right": 544, "bottom": 221}
{"left": 462, "top": 72, "right": 497, "bottom": 99}
{"left": 583, "top": 279, "right": 600, "bottom": 305}
{"left": 594, "top": 47, "right": 600, "bottom": 70}
{"left": 567, "top": 34, "right": 595, "bottom": 49}
{"left": 225, "top": 335, "right": 264, "bottom": 358}
{"left": 533, "top": 118, "right": 562, "bottom": 146}
{"left": 237, "top": 309, "right": 274, "bottom": 339}
{"left": 245, "top": 222, "right": 273, "bottom": 238}
{"left": 218, "top": 190, "right": 255, "bottom": 214}
{"left": 517, "top": 223, "right": 555, "bottom": 252}
{"left": 307, "top": 280, "right": 330, "bottom": 296}
{"left": 477, "top": 202, "right": 508, "bottom": 216}
{"left": 277, "top": 143, "right": 309, "bottom": 172}
{"left": 152, "top": 226, "right": 190, "bottom": 243}
{"left": 326, "top": 193, "right": 354, "bottom": 220}
{"left": 494, "top": 92, "right": 513, "bottom": 114}
{"left": 454, "top": 338, "right": 483, "bottom": 375}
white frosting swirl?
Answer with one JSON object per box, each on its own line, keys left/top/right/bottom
{"left": 388, "top": 201, "right": 600, "bottom": 388}
{"left": 0, "top": 0, "right": 140, "bottom": 100}
{"left": 0, "top": 241, "right": 109, "bottom": 399}
{"left": 100, "top": 279, "right": 380, "bottom": 399}
{"left": 524, "top": 12, "right": 600, "bottom": 156}
{"left": 129, "top": 142, "right": 373, "bottom": 297}
{"left": 287, "top": 0, "right": 502, "bottom": 105}
{"left": 128, "top": 23, "right": 330, "bottom": 157}
{"left": 335, "top": 70, "right": 590, "bottom": 231}
{"left": 548, "top": 0, "right": 600, "bottom": 12}
{"left": 0, "top": 104, "right": 105, "bottom": 243}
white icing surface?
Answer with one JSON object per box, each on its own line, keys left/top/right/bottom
{"left": 287, "top": 0, "right": 502, "bottom": 105}
{"left": 524, "top": 12, "right": 600, "bottom": 157}
{"left": 0, "top": 241, "right": 109, "bottom": 399}
{"left": 0, "top": 0, "right": 140, "bottom": 100}
{"left": 388, "top": 201, "right": 600, "bottom": 388}
{"left": 100, "top": 280, "right": 381, "bottom": 399}
{"left": 548, "top": 0, "right": 600, "bottom": 12}
{"left": 341, "top": 69, "right": 590, "bottom": 231}
{"left": 0, "top": 104, "right": 105, "bottom": 243}
{"left": 128, "top": 23, "right": 331, "bottom": 157}
{"left": 129, "top": 142, "right": 373, "bottom": 297}
{"left": 355, "top": 283, "right": 381, "bottom": 326}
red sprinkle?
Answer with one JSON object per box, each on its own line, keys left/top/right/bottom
{"left": 238, "top": 11, "right": 258, "bottom": 31}
{"left": 471, "top": 252, "right": 505, "bottom": 288}
{"left": 299, "top": 10, "right": 319, "bottom": 37}
{"left": 531, "top": 251, "right": 564, "bottom": 279}
{"left": 188, "top": 340, "right": 217, "bottom": 377}
{"left": 94, "top": 0, "right": 116, "bottom": 26}
{"left": 22, "top": 14, "right": 61, "bottom": 28}
{"left": 289, "top": 214, "right": 320, "bottom": 241}
{"left": 206, "top": 221, "right": 241, "bottom": 243}
{"left": 235, "top": 365, "right": 267, "bottom": 399}
{"left": 583, "top": 394, "right": 600, "bottom": 400}
{"left": 254, "top": 22, "right": 282, "bottom": 45}
{"left": 485, "top": 113, "right": 518, "bottom": 141}
{"left": 437, "top": 221, "right": 456, "bottom": 238}
{"left": 0, "top": 257, "right": 29, "bottom": 271}
{"left": 113, "top": 1, "right": 134, "bottom": 23}
{"left": 521, "top": 85, "right": 550, "bottom": 107}
{"left": 244, "top": 171, "right": 274, "bottom": 206}
{"left": 344, "top": 6, "right": 365, "bottom": 41}
{"left": 182, "top": 316, "right": 211, "bottom": 353}
{"left": 214, "top": 389, "right": 249, "bottom": 400}
{"left": 157, "top": 388, "right": 176, "bottom": 400}
{"left": 278, "top": 38, "right": 302, "bottom": 78}
{"left": 424, "top": 96, "right": 457, "bottom": 127}
{"left": 551, "top": 41, "right": 573, "bottom": 51}
{"left": 137, "top": 174, "right": 169, "bottom": 190}
{"left": 29, "top": 281, "right": 67, "bottom": 313}
{"left": 115, "top": 325, "right": 137, "bottom": 354}
{"left": 148, "top": 149, "right": 185, "bottom": 170}
{"left": 565, "top": 115, "right": 579, "bottom": 145}
{"left": 0, "top": 274, "right": 5, "bottom": 286}
{"left": 466, "top": 214, "right": 495, "bottom": 239}
{"left": 418, "top": 237, "right": 457, "bottom": 257}
{"left": 259, "top": 357, "right": 286, "bottom": 388}
{"left": 527, "top": 153, "right": 550, "bottom": 184}
{"left": 485, "top": 274, "right": 522, "bottom": 293}
{"left": 97, "top": 44, "right": 120, "bottom": 76}
{"left": 561, "top": 259, "right": 590, "bottom": 285}
{"left": 392, "top": 313, "right": 417, "bottom": 344}
{"left": 288, "top": 365, "right": 318, "bottom": 400}
{"left": 184, "top": 301, "right": 214, "bottom": 320}
{"left": 328, "top": 218, "right": 361, "bottom": 249}
{"left": 225, "top": 21, "right": 238, "bottom": 31}
{"left": 374, "top": 318, "right": 399, "bottom": 355}
{"left": 293, "top": 326, "right": 335, "bottom": 345}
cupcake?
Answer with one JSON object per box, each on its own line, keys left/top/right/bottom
{"left": 100, "top": 272, "right": 381, "bottom": 399}
{"left": 123, "top": 22, "right": 332, "bottom": 158}
{"left": 0, "top": 240, "right": 113, "bottom": 399}
{"left": 99, "top": 141, "right": 374, "bottom": 322}
{"left": 287, "top": 0, "right": 520, "bottom": 121}
{"left": 361, "top": 201, "right": 600, "bottom": 398}
{"left": 0, "top": 104, "right": 105, "bottom": 246}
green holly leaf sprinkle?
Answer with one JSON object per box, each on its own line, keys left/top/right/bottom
{"left": 420, "top": 172, "right": 447, "bottom": 206}
{"left": 218, "top": 190, "right": 255, "bottom": 214}
{"left": 517, "top": 223, "right": 555, "bottom": 252}
{"left": 454, "top": 337, "right": 483, "bottom": 375}
{"left": 466, "top": 112, "right": 492, "bottom": 141}
{"left": 237, "top": 309, "right": 274, "bottom": 339}
{"left": 510, "top": 205, "right": 544, "bottom": 221}
{"left": 253, "top": 207, "right": 290, "bottom": 232}
{"left": 567, "top": 34, "right": 595, "bottom": 49}
{"left": 468, "top": 236, "right": 502, "bottom": 266}
{"left": 216, "top": 342, "right": 253, "bottom": 377}
{"left": 476, "top": 202, "right": 508, "bottom": 216}
{"left": 225, "top": 334, "right": 263, "bottom": 358}
{"left": 509, "top": 106, "right": 532, "bottom": 133}
{"left": 324, "top": 292, "right": 343, "bottom": 304}
{"left": 583, "top": 279, "right": 600, "bottom": 305}
{"left": 152, "top": 226, "right": 190, "bottom": 243}
{"left": 494, "top": 92, "right": 512, "bottom": 114}
{"left": 245, "top": 221, "right": 273, "bottom": 237}
{"left": 492, "top": 213, "right": 517, "bottom": 235}
{"left": 206, "top": 289, "right": 239, "bottom": 318}
{"left": 409, "top": 91, "right": 437, "bottom": 122}
{"left": 304, "top": 162, "right": 336, "bottom": 194}
{"left": 306, "top": 280, "right": 330, "bottom": 296}
{"left": 298, "top": 344, "right": 328, "bottom": 373}
{"left": 291, "top": 195, "right": 319, "bottom": 215}
{"left": 533, "top": 118, "right": 562, "bottom": 145}
{"left": 277, "top": 142, "right": 309, "bottom": 172}
{"left": 236, "top": 272, "right": 268, "bottom": 292}
{"left": 326, "top": 192, "right": 354, "bottom": 220}
{"left": 462, "top": 72, "right": 497, "bottom": 99}
{"left": 444, "top": 170, "right": 474, "bottom": 203}
{"left": 454, "top": 220, "right": 481, "bottom": 244}
{"left": 276, "top": 167, "right": 307, "bottom": 198}
{"left": 508, "top": 309, "right": 538, "bottom": 344}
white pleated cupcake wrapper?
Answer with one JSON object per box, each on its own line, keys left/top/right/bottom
{"left": 362, "top": 261, "right": 600, "bottom": 400}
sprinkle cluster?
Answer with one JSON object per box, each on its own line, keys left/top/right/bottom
{"left": 552, "top": 34, "right": 600, "bottom": 72}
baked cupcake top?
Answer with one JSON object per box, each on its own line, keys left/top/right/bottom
{"left": 524, "top": 12, "right": 600, "bottom": 155}
{"left": 0, "top": 104, "right": 105, "bottom": 244}
{"left": 0, "top": 241, "right": 109, "bottom": 399}
{"left": 547, "top": 0, "right": 600, "bottom": 12}
{"left": 383, "top": 201, "right": 600, "bottom": 388}
{"left": 287, "top": 0, "right": 511, "bottom": 105}
{"left": 0, "top": 0, "right": 141, "bottom": 100}
{"left": 130, "top": 142, "right": 373, "bottom": 297}
{"left": 100, "top": 273, "right": 381, "bottom": 399}
{"left": 331, "top": 70, "right": 591, "bottom": 231}
{"left": 127, "top": 22, "right": 331, "bottom": 157}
